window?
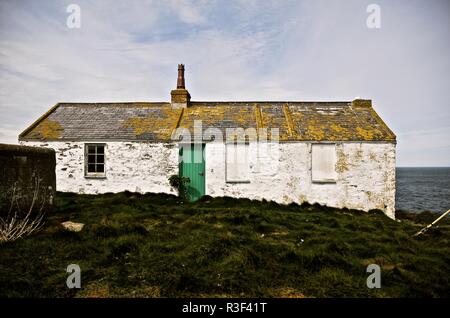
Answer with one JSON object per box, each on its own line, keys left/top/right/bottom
{"left": 226, "top": 143, "right": 250, "bottom": 183}
{"left": 311, "top": 144, "right": 337, "bottom": 183}
{"left": 85, "top": 144, "right": 105, "bottom": 177}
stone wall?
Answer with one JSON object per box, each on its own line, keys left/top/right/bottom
{"left": 21, "top": 140, "right": 396, "bottom": 218}
{"left": 21, "top": 141, "right": 179, "bottom": 195}
{"left": 205, "top": 142, "right": 396, "bottom": 219}
{"left": 0, "top": 143, "right": 56, "bottom": 217}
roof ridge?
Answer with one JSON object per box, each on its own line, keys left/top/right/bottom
{"left": 52, "top": 101, "right": 353, "bottom": 106}
{"left": 189, "top": 101, "right": 352, "bottom": 104}
{"left": 59, "top": 102, "right": 169, "bottom": 105}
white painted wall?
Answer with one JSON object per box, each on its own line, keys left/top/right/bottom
{"left": 21, "top": 140, "right": 396, "bottom": 218}
{"left": 205, "top": 142, "right": 396, "bottom": 219}
{"left": 20, "top": 141, "right": 179, "bottom": 195}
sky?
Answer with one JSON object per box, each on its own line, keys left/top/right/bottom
{"left": 0, "top": 0, "right": 449, "bottom": 166}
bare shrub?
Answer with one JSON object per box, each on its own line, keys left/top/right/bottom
{"left": 0, "top": 174, "right": 50, "bottom": 243}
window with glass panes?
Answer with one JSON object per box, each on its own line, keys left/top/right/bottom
{"left": 85, "top": 144, "right": 105, "bottom": 177}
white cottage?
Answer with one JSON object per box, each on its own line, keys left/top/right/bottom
{"left": 19, "top": 64, "right": 396, "bottom": 218}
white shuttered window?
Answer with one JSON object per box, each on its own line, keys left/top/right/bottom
{"left": 226, "top": 143, "right": 250, "bottom": 182}
{"left": 311, "top": 144, "right": 337, "bottom": 183}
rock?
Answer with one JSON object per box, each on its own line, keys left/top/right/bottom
{"left": 61, "top": 221, "right": 84, "bottom": 232}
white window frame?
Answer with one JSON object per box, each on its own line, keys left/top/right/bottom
{"left": 85, "top": 143, "right": 106, "bottom": 178}
{"left": 311, "top": 143, "right": 337, "bottom": 183}
{"left": 225, "top": 142, "right": 250, "bottom": 183}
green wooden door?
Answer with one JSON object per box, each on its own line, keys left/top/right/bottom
{"left": 179, "top": 144, "right": 205, "bottom": 201}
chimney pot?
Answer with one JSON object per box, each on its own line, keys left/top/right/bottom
{"left": 177, "top": 64, "right": 185, "bottom": 89}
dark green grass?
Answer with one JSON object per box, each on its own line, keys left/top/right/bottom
{"left": 0, "top": 192, "right": 449, "bottom": 298}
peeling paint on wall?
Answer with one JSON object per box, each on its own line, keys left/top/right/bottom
{"left": 21, "top": 141, "right": 179, "bottom": 195}
{"left": 205, "top": 142, "right": 396, "bottom": 218}
{"left": 21, "top": 140, "right": 396, "bottom": 219}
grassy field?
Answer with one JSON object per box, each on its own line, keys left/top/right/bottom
{"left": 0, "top": 192, "right": 449, "bottom": 298}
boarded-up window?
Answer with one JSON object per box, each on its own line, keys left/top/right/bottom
{"left": 226, "top": 143, "right": 250, "bottom": 182}
{"left": 311, "top": 144, "right": 337, "bottom": 183}
{"left": 85, "top": 144, "right": 106, "bottom": 177}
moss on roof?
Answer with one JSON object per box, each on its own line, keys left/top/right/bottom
{"left": 19, "top": 100, "right": 396, "bottom": 142}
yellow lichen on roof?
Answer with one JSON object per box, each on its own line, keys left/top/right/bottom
{"left": 306, "top": 119, "right": 327, "bottom": 140}
{"left": 19, "top": 101, "right": 396, "bottom": 142}
{"left": 180, "top": 105, "right": 257, "bottom": 130}
{"left": 254, "top": 104, "right": 263, "bottom": 130}
{"left": 287, "top": 104, "right": 396, "bottom": 141}
{"left": 356, "top": 127, "right": 377, "bottom": 140}
{"left": 122, "top": 107, "right": 182, "bottom": 140}
{"left": 32, "top": 119, "right": 63, "bottom": 139}
{"left": 259, "top": 105, "right": 292, "bottom": 141}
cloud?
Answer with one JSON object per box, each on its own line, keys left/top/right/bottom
{"left": 166, "top": 0, "right": 208, "bottom": 25}
{"left": 0, "top": 0, "right": 449, "bottom": 166}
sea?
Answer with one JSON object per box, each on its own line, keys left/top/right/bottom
{"left": 396, "top": 167, "right": 450, "bottom": 214}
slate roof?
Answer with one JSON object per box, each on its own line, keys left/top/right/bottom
{"left": 19, "top": 100, "right": 396, "bottom": 142}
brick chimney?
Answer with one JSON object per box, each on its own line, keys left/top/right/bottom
{"left": 171, "top": 64, "right": 190, "bottom": 109}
